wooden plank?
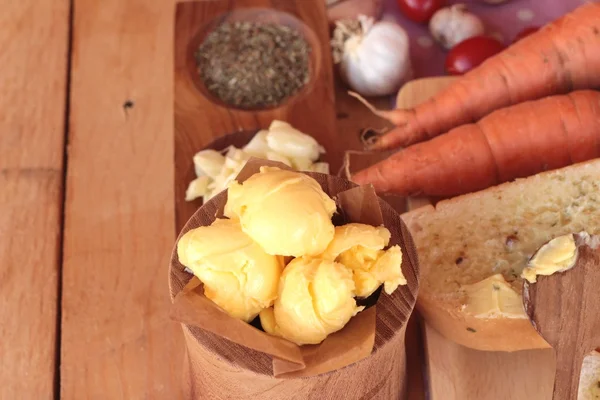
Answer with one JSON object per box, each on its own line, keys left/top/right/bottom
{"left": 61, "top": 0, "right": 184, "bottom": 398}
{"left": 424, "top": 324, "right": 555, "bottom": 400}
{"left": 0, "top": 1, "right": 70, "bottom": 398}
{"left": 174, "top": 0, "right": 338, "bottom": 230}
{"left": 173, "top": 1, "right": 426, "bottom": 396}
{"left": 334, "top": 79, "right": 393, "bottom": 154}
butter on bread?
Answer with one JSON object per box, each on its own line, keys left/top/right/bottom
{"left": 401, "top": 159, "right": 600, "bottom": 352}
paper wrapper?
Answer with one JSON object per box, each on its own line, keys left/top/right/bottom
{"left": 169, "top": 158, "right": 420, "bottom": 399}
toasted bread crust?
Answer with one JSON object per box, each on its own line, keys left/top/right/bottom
{"left": 402, "top": 160, "right": 600, "bottom": 351}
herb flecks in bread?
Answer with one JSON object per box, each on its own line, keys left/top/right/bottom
{"left": 407, "top": 170, "right": 600, "bottom": 296}
{"left": 402, "top": 160, "right": 600, "bottom": 351}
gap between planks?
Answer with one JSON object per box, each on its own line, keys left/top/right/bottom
{"left": 55, "top": 0, "right": 76, "bottom": 398}
{"left": 0, "top": 1, "right": 71, "bottom": 399}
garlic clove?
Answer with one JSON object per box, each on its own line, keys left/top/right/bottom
{"left": 185, "top": 175, "right": 211, "bottom": 202}
{"left": 242, "top": 129, "right": 269, "bottom": 158}
{"left": 193, "top": 149, "right": 226, "bottom": 178}
{"left": 266, "top": 151, "right": 293, "bottom": 167}
{"left": 266, "top": 122, "right": 324, "bottom": 161}
{"left": 224, "top": 148, "right": 250, "bottom": 168}
{"left": 290, "top": 156, "right": 314, "bottom": 171}
{"left": 184, "top": 122, "right": 330, "bottom": 204}
{"left": 309, "top": 162, "right": 330, "bottom": 174}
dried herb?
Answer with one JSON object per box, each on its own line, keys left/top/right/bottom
{"left": 195, "top": 21, "right": 311, "bottom": 109}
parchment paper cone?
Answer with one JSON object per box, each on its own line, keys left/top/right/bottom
{"left": 169, "top": 157, "right": 420, "bottom": 399}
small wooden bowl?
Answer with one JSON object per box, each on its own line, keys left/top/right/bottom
{"left": 186, "top": 7, "right": 322, "bottom": 112}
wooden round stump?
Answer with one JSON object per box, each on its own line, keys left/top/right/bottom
{"left": 169, "top": 137, "right": 420, "bottom": 399}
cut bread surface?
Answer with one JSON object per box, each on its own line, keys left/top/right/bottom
{"left": 404, "top": 160, "right": 600, "bottom": 298}
{"left": 580, "top": 350, "right": 600, "bottom": 400}
{"left": 402, "top": 159, "right": 600, "bottom": 351}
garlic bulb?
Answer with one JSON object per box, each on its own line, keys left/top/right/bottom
{"left": 326, "top": 0, "right": 383, "bottom": 24}
{"left": 429, "top": 4, "right": 485, "bottom": 50}
{"left": 332, "top": 16, "right": 411, "bottom": 97}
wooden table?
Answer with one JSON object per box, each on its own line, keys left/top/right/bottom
{"left": 1, "top": 1, "right": 425, "bottom": 398}
{"left": 3, "top": 0, "right": 181, "bottom": 398}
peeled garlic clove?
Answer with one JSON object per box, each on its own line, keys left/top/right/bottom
{"left": 193, "top": 149, "right": 226, "bottom": 178}
{"left": 185, "top": 175, "right": 211, "bottom": 202}
{"left": 243, "top": 130, "right": 270, "bottom": 157}
{"left": 224, "top": 149, "right": 250, "bottom": 170}
{"left": 266, "top": 151, "right": 292, "bottom": 167}
{"left": 225, "top": 147, "right": 250, "bottom": 163}
{"left": 210, "top": 163, "right": 242, "bottom": 199}
{"left": 291, "top": 156, "right": 313, "bottom": 171}
{"left": 266, "top": 123, "right": 324, "bottom": 161}
{"left": 309, "top": 162, "right": 330, "bottom": 174}
{"left": 429, "top": 4, "right": 485, "bottom": 50}
{"left": 268, "top": 120, "right": 293, "bottom": 131}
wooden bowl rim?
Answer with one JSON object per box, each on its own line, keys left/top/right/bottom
{"left": 185, "top": 7, "right": 323, "bottom": 112}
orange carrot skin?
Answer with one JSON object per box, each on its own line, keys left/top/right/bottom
{"left": 481, "top": 96, "right": 573, "bottom": 182}
{"left": 352, "top": 90, "right": 600, "bottom": 196}
{"left": 354, "top": 126, "right": 498, "bottom": 196}
{"left": 370, "top": 2, "right": 600, "bottom": 151}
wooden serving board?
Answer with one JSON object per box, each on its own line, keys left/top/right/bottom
{"left": 397, "top": 77, "right": 557, "bottom": 400}
{"left": 174, "top": 0, "right": 340, "bottom": 231}
{"left": 174, "top": 2, "right": 427, "bottom": 399}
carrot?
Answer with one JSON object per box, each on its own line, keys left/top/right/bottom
{"left": 362, "top": 2, "right": 600, "bottom": 151}
{"left": 351, "top": 90, "right": 600, "bottom": 196}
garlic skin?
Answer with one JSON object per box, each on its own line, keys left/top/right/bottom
{"left": 332, "top": 16, "right": 411, "bottom": 97}
{"left": 429, "top": 4, "right": 485, "bottom": 50}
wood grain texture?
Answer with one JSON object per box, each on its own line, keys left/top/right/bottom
{"left": 423, "top": 324, "right": 555, "bottom": 400}
{"left": 0, "top": 1, "right": 70, "bottom": 398}
{"left": 523, "top": 237, "right": 600, "bottom": 400}
{"left": 334, "top": 78, "right": 392, "bottom": 158}
{"left": 61, "top": 0, "right": 183, "bottom": 398}
{"left": 175, "top": 0, "right": 337, "bottom": 231}
{"left": 395, "top": 77, "right": 457, "bottom": 109}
